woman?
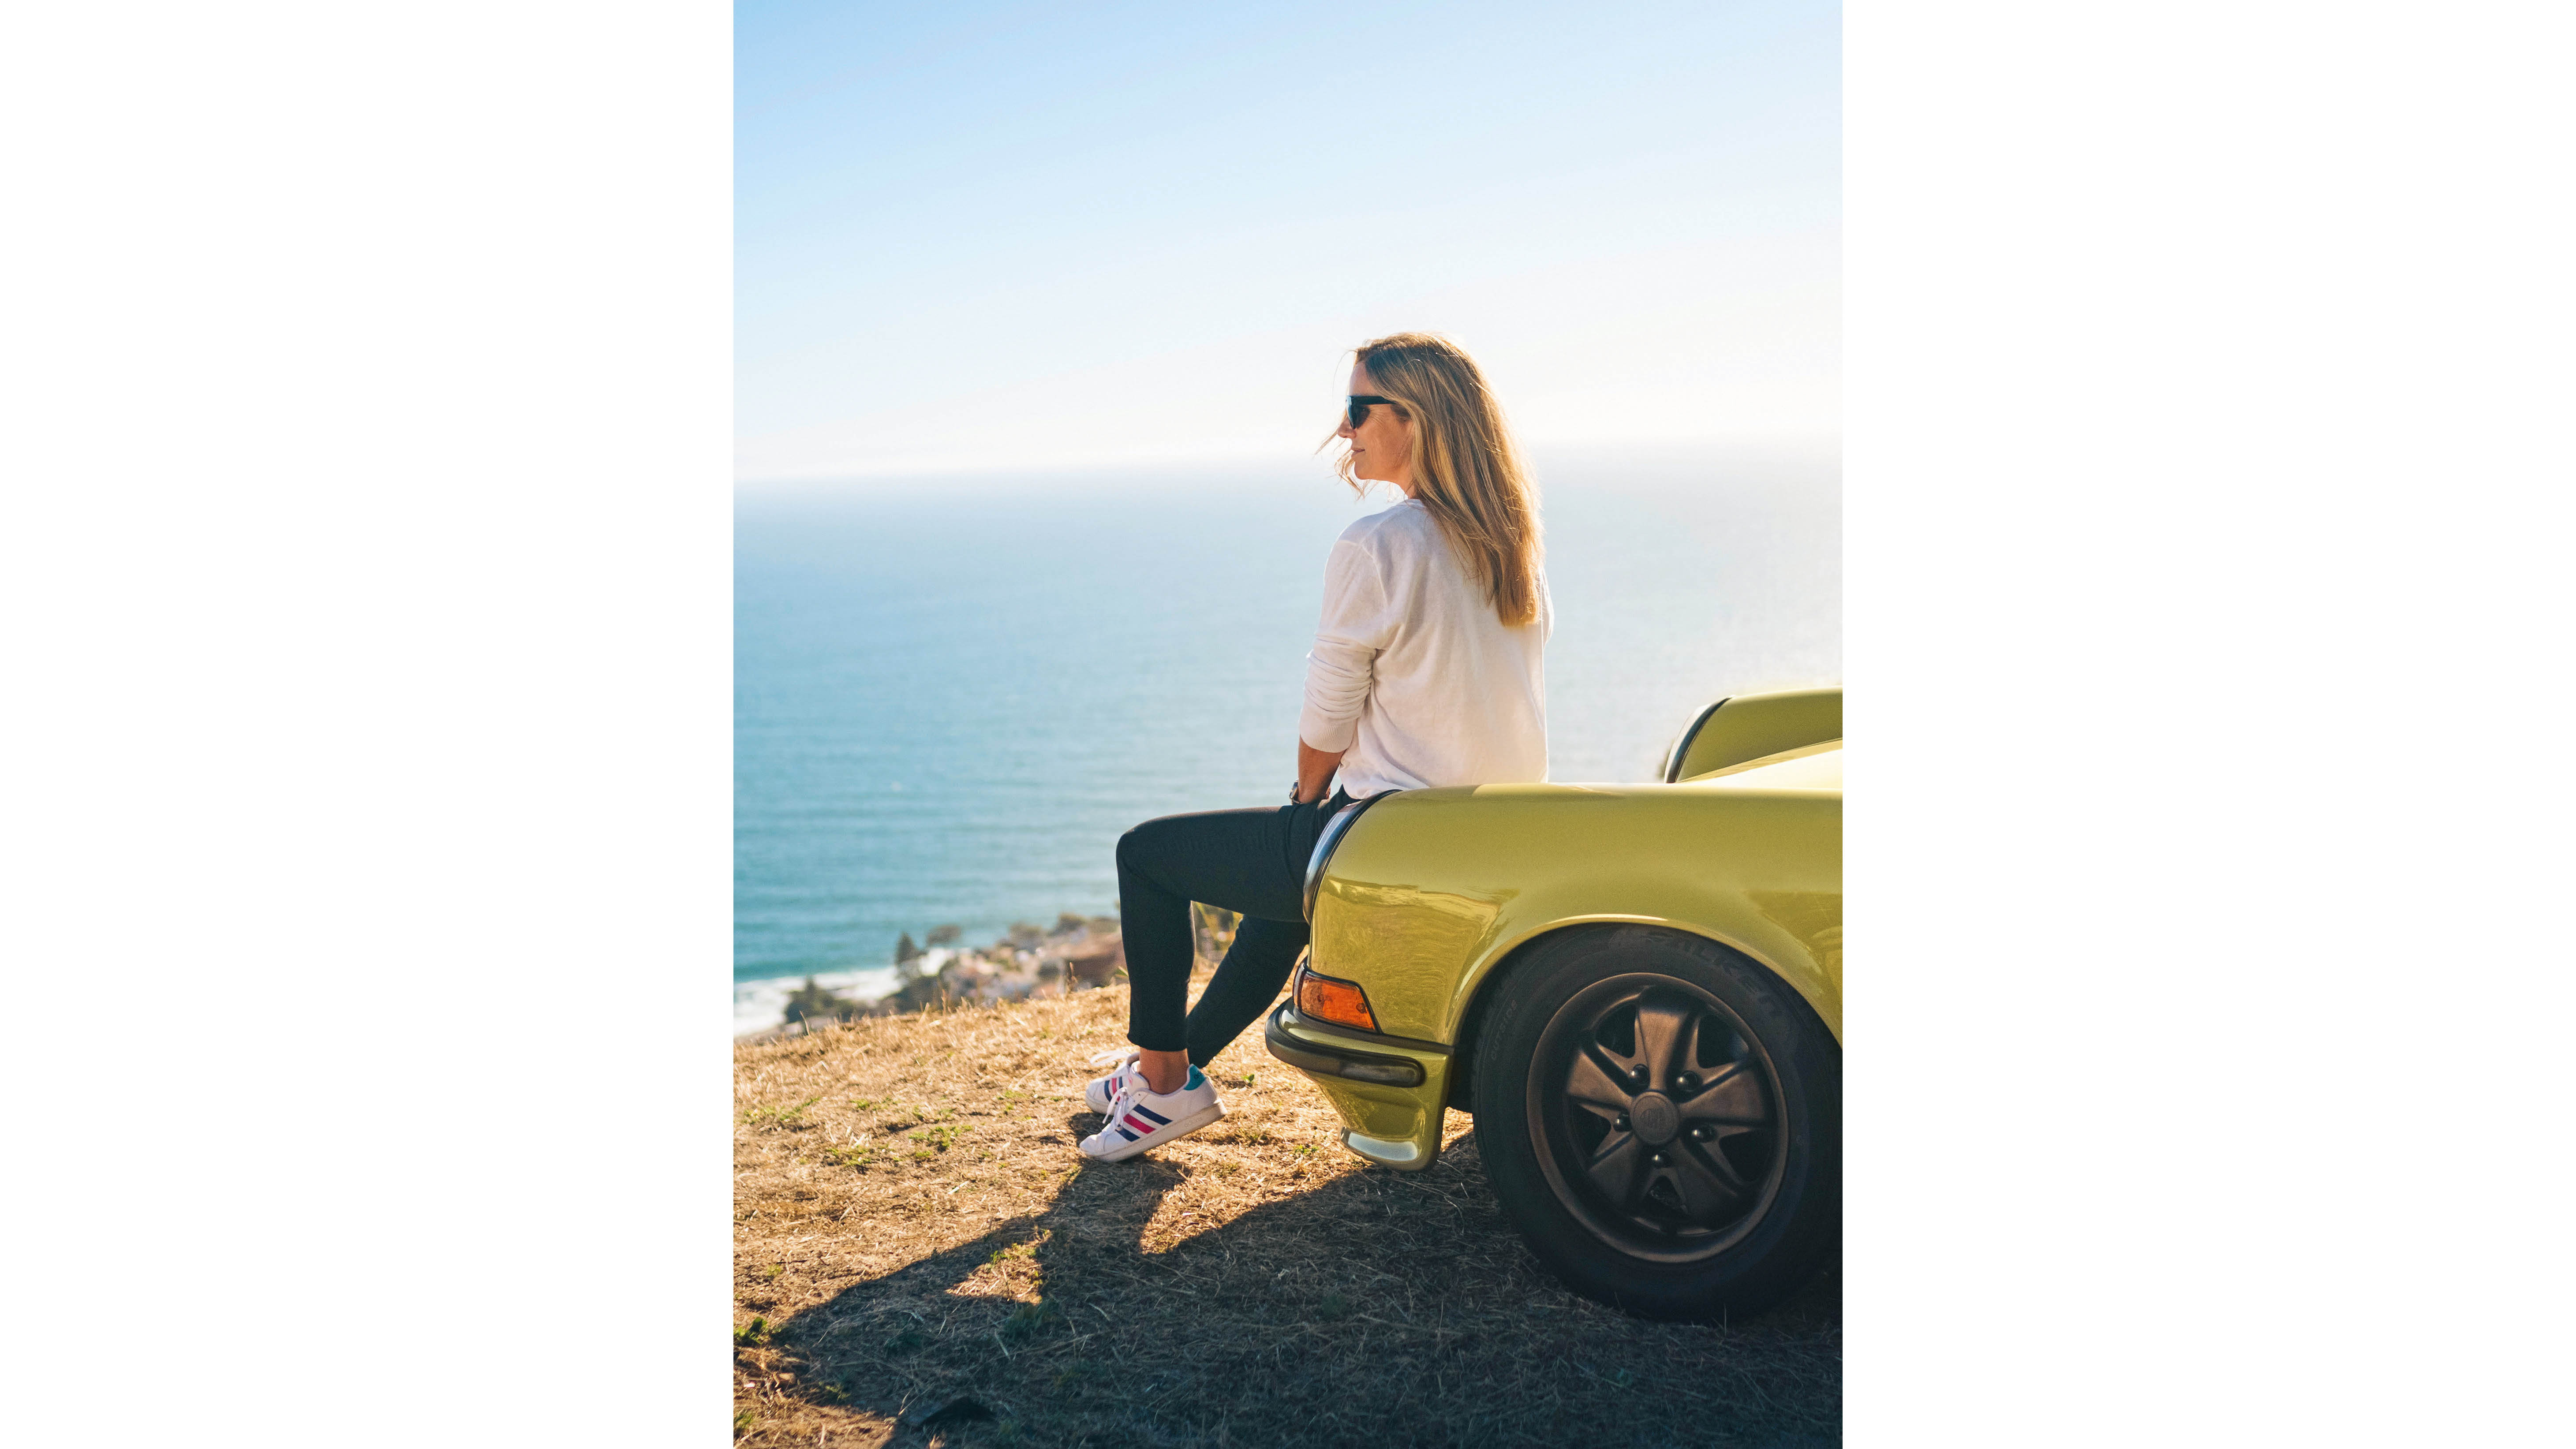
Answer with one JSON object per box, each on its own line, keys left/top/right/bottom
{"left": 1080, "top": 332, "right": 1551, "bottom": 1161}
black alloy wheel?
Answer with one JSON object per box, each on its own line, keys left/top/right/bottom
{"left": 1538, "top": 978, "right": 1783, "bottom": 1260}
{"left": 1473, "top": 925, "right": 1839, "bottom": 1321}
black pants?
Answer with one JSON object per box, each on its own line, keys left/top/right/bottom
{"left": 1115, "top": 790, "right": 1351, "bottom": 1063}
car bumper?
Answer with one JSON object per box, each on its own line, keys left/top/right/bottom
{"left": 1262, "top": 1003, "right": 1452, "bottom": 1171}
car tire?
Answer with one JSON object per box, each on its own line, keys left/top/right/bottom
{"left": 1472, "top": 924, "right": 1839, "bottom": 1321}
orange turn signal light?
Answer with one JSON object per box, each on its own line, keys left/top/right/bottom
{"left": 1295, "top": 964, "right": 1380, "bottom": 1034}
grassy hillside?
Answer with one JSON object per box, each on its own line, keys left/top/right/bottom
{"left": 734, "top": 981, "right": 1839, "bottom": 1447}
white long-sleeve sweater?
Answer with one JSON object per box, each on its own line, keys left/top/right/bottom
{"left": 1297, "top": 498, "right": 1550, "bottom": 798}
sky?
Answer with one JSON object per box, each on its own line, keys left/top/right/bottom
{"left": 736, "top": 0, "right": 1839, "bottom": 480}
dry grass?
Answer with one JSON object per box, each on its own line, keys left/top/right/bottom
{"left": 734, "top": 979, "right": 1839, "bottom": 1448}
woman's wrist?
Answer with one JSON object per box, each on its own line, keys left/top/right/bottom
{"left": 1295, "top": 739, "right": 1346, "bottom": 807}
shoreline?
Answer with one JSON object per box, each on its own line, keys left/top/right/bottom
{"left": 733, "top": 909, "right": 1241, "bottom": 1038}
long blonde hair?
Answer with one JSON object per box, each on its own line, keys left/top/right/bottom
{"left": 1327, "top": 332, "right": 1544, "bottom": 627}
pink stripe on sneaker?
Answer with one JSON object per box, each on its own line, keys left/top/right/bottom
{"left": 1122, "top": 1114, "right": 1157, "bottom": 1135}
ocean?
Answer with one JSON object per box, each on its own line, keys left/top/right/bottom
{"left": 734, "top": 445, "right": 1839, "bottom": 1034}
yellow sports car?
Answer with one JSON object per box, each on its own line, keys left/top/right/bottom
{"left": 1264, "top": 687, "right": 1842, "bottom": 1320}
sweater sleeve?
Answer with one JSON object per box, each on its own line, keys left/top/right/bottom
{"left": 1297, "top": 537, "right": 1394, "bottom": 753}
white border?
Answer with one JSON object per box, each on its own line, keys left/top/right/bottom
{"left": 2, "top": 5, "right": 732, "bottom": 1442}
{"left": 1851, "top": 3, "right": 2574, "bottom": 1442}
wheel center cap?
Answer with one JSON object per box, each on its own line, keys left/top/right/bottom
{"left": 1630, "top": 1091, "right": 1680, "bottom": 1145}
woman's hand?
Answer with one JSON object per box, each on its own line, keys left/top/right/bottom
{"left": 1294, "top": 739, "right": 1346, "bottom": 805}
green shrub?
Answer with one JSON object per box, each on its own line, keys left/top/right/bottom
{"left": 782, "top": 977, "right": 857, "bottom": 1025}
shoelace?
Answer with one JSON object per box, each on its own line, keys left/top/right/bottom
{"left": 1085, "top": 1048, "right": 1139, "bottom": 1108}
{"left": 1095, "top": 1077, "right": 1148, "bottom": 1145}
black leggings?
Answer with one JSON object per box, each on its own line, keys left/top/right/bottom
{"left": 1115, "top": 790, "right": 1351, "bottom": 1063}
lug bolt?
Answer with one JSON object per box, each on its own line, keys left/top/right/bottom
{"left": 1692, "top": 1124, "right": 1713, "bottom": 1141}
{"left": 1649, "top": 1151, "right": 1668, "bottom": 1166}
{"left": 1615, "top": 1113, "right": 1630, "bottom": 1131}
{"left": 1677, "top": 1072, "right": 1699, "bottom": 1091}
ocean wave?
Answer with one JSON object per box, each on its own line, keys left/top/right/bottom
{"left": 733, "top": 955, "right": 932, "bottom": 1036}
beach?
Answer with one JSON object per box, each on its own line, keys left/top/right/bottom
{"left": 737, "top": 911, "right": 1148, "bottom": 1038}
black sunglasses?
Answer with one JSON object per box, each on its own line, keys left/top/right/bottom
{"left": 1346, "top": 394, "right": 1405, "bottom": 428}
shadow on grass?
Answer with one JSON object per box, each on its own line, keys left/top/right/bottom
{"left": 769, "top": 1117, "right": 1839, "bottom": 1449}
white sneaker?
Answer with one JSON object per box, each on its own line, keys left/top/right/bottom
{"left": 1084, "top": 1048, "right": 1143, "bottom": 1115}
{"left": 1078, "top": 1066, "right": 1226, "bottom": 1162}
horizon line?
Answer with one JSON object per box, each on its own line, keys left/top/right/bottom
{"left": 733, "top": 432, "right": 1843, "bottom": 492}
